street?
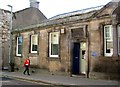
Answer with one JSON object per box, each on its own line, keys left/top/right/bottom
{"left": 1, "top": 76, "right": 51, "bottom": 87}
{"left": 1, "top": 77, "right": 119, "bottom": 87}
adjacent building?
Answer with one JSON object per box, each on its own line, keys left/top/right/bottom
{"left": 0, "top": 9, "right": 11, "bottom": 69}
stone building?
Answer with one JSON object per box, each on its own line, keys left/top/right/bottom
{"left": 0, "top": 9, "right": 11, "bottom": 69}
{"left": 12, "top": 1, "right": 120, "bottom": 80}
{"left": 10, "top": 0, "right": 47, "bottom": 68}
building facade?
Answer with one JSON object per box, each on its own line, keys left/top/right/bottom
{"left": 0, "top": 9, "right": 11, "bottom": 69}
{"left": 12, "top": 1, "right": 120, "bottom": 80}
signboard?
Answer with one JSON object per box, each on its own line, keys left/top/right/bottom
{"left": 71, "top": 28, "right": 84, "bottom": 38}
{"left": 91, "top": 52, "right": 97, "bottom": 57}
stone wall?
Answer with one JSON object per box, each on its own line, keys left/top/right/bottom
{"left": 12, "top": 26, "right": 70, "bottom": 74}
{"left": 89, "top": 17, "right": 120, "bottom": 80}
{"left": 0, "top": 9, "right": 10, "bottom": 69}
{"left": 90, "top": 57, "right": 120, "bottom": 80}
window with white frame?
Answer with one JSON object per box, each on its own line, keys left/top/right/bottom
{"left": 104, "top": 25, "right": 113, "bottom": 57}
{"left": 49, "top": 32, "right": 59, "bottom": 57}
{"left": 31, "top": 34, "right": 38, "bottom": 53}
{"left": 117, "top": 25, "right": 120, "bottom": 55}
{"left": 16, "top": 36, "right": 22, "bottom": 56}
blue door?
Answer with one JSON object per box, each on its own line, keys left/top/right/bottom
{"left": 72, "top": 43, "right": 80, "bottom": 75}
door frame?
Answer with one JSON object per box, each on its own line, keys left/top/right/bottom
{"left": 71, "top": 41, "right": 87, "bottom": 76}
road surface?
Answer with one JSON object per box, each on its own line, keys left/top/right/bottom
{"left": 1, "top": 76, "right": 119, "bottom": 87}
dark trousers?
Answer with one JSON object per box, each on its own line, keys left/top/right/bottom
{"left": 23, "top": 65, "right": 30, "bottom": 75}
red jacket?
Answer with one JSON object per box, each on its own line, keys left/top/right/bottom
{"left": 24, "top": 59, "right": 30, "bottom": 67}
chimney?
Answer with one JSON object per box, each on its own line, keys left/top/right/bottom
{"left": 29, "top": 0, "right": 39, "bottom": 9}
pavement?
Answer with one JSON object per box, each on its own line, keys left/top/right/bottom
{"left": 2, "top": 70, "right": 120, "bottom": 86}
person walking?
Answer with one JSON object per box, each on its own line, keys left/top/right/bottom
{"left": 23, "top": 54, "right": 30, "bottom": 75}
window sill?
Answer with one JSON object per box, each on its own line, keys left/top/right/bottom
{"left": 15, "top": 55, "right": 22, "bottom": 58}
{"left": 47, "top": 57, "right": 60, "bottom": 61}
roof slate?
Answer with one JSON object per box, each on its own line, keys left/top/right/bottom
{"left": 12, "top": 7, "right": 47, "bottom": 29}
{"left": 12, "top": 1, "right": 119, "bottom": 33}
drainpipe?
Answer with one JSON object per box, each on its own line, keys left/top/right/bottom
{"left": 8, "top": 5, "right": 14, "bottom": 72}
{"left": 69, "top": 29, "right": 73, "bottom": 77}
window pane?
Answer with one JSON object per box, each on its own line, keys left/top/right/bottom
{"left": 105, "top": 26, "right": 112, "bottom": 41}
{"left": 106, "top": 42, "right": 113, "bottom": 53}
{"left": 32, "top": 45, "right": 37, "bottom": 51}
{"left": 104, "top": 25, "right": 113, "bottom": 57}
{"left": 32, "top": 35, "right": 38, "bottom": 45}
{"left": 17, "top": 36, "right": 22, "bottom": 56}
{"left": 18, "top": 45, "right": 22, "bottom": 54}
{"left": 51, "top": 34, "right": 58, "bottom": 44}
{"left": 31, "top": 35, "right": 38, "bottom": 52}
{"left": 49, "top": 32, "right": 59, "bottom": 57}
{"left": 51, "top": 44, "right": 58, "bottom": 55}
{"left": 106, "top": 33, "right": 109, "bottom": 37}
{"left": 18, "top": 36, "right": 22, "bottom": 44}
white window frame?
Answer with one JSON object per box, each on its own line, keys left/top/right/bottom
{"left": 30, "top": 34, "right": 38, "bottom": 53}
{"left": 49, "top": 32, "right": 59, "bottom": 57}
{"left": 104, "top": 25, "right": 113, "bottom": 57}
{"left": 117, "top": 25, "right": 120, "bottom": 56}
{"left": 16, "top": 36, "right": 22, "bottom": 56}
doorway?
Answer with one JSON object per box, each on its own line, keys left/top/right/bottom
{"left": 72, "top": 42, "right": 86, "bottom": 75}
{"left": 72, "top": 42, "right": 80, "bottom": 75}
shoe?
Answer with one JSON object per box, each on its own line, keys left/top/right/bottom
{"left": 23, "top": 73, "right": 26, "bottom": 75}
{"left": 28, "top": 74, "right": 30, "bottom": 76}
